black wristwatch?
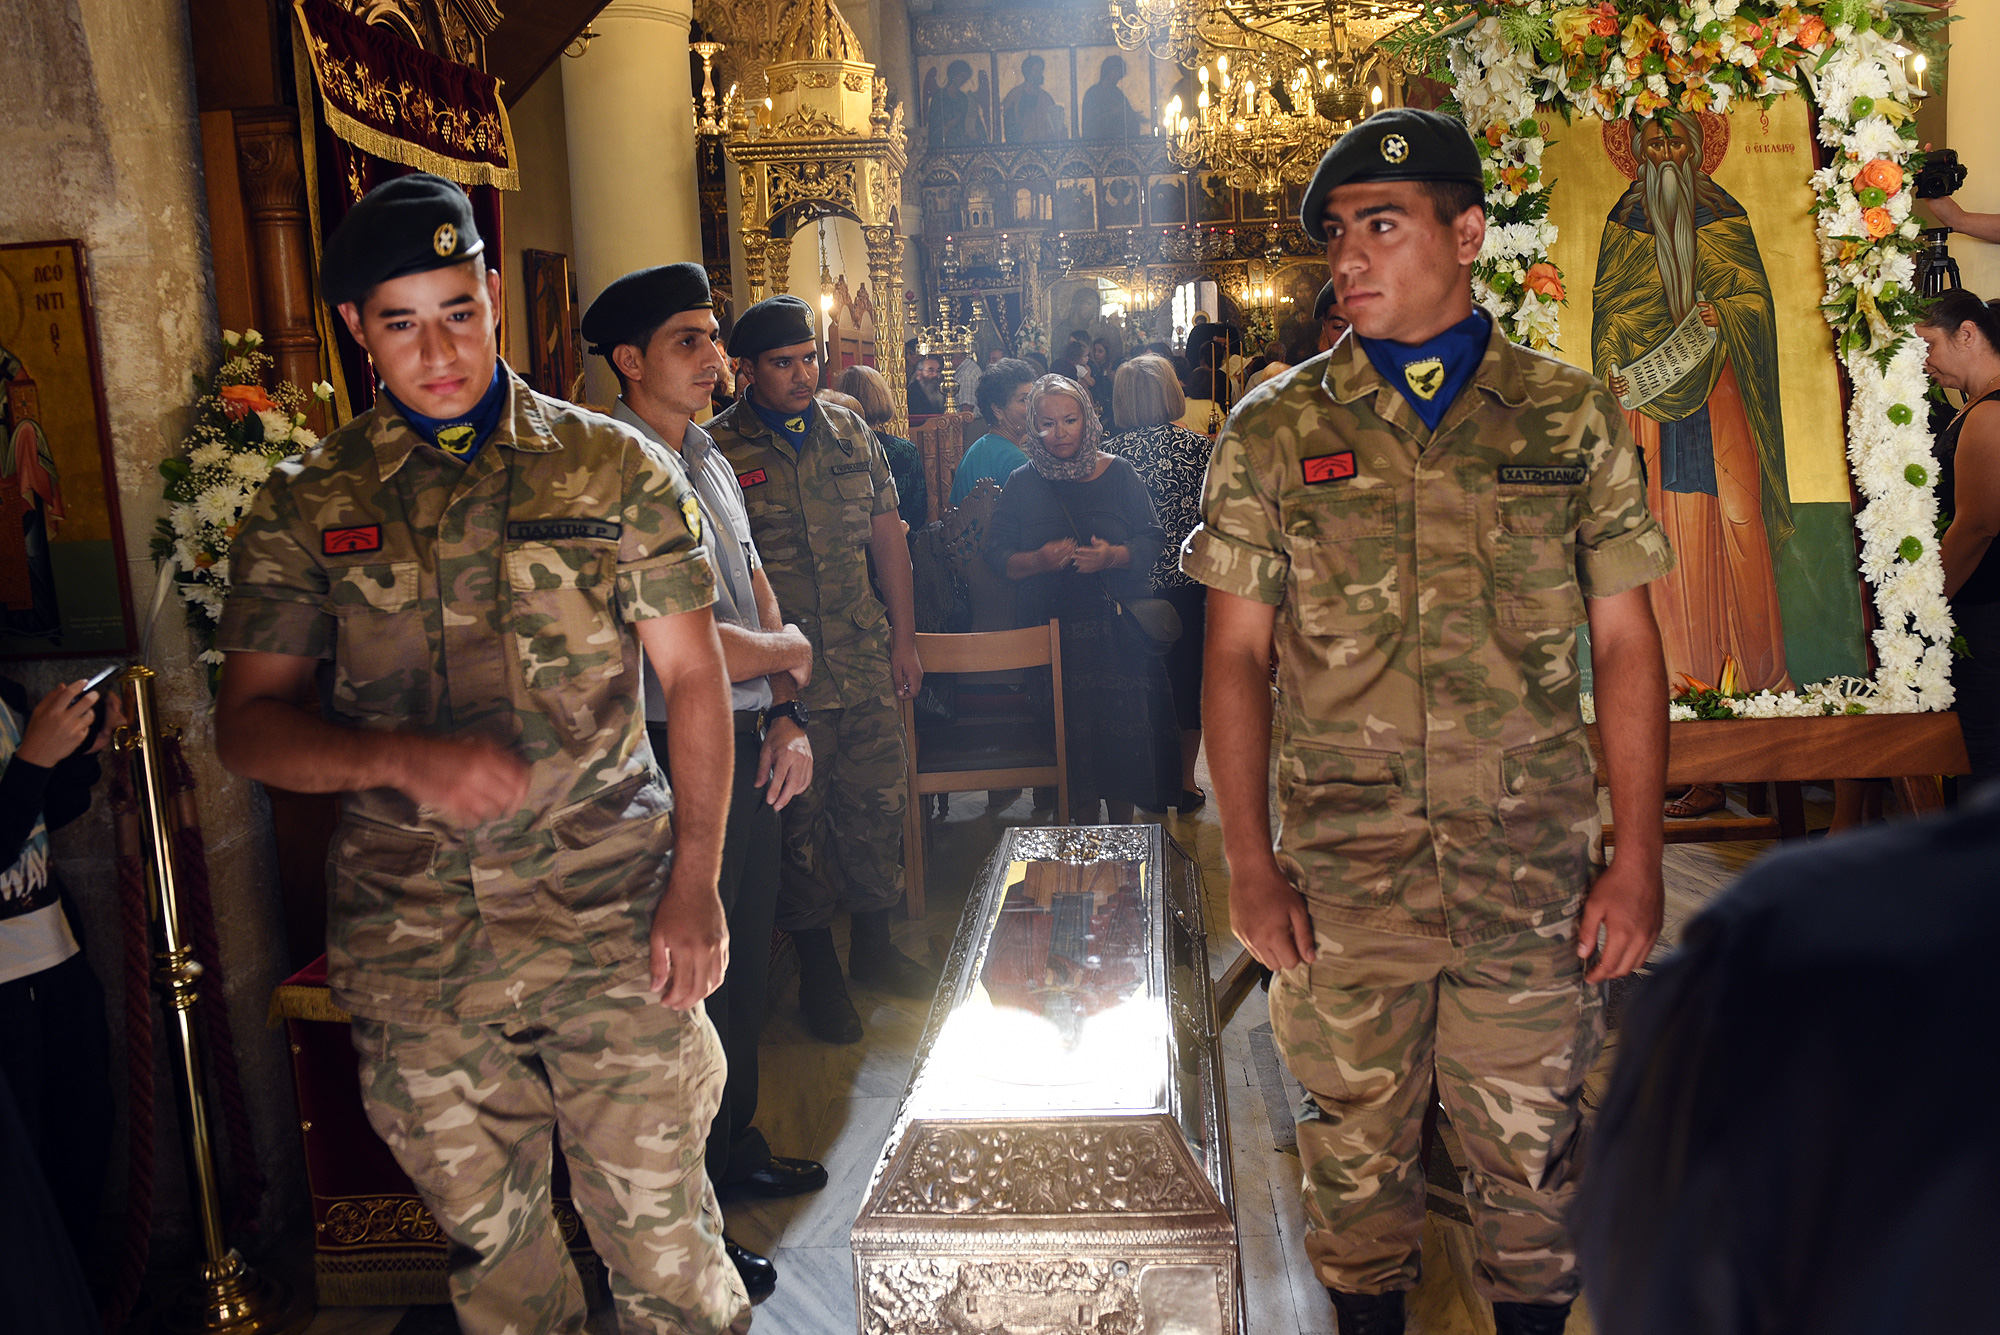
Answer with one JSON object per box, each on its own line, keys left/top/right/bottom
{"left": 762, "top": 700, "right": 810, "bottom": 734}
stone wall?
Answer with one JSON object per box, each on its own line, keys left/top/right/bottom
{"left": 0, "top": 0, "right": 298, "bottom": 1269}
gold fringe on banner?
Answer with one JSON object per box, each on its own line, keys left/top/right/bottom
{"left": 291, "top": 0, "right": 520, "bottom": 190}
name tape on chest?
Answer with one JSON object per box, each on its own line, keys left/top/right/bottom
{"left": 505, "top": 518, "right": 622, "bottom": 543}
{"left": 1497, "top": 465, "right": 1585, "bottom": 487}
{"left": 737, "top": 468, "right": 769, "bottom": 489}
{"left": 322, "top": 524, "right": 382, "bottom": 555}
{"left": 830, "top": 461, "right": 871, "bottom": 476}
{"left": 1301, "top": 451, "right": 1357, "bottom": 486}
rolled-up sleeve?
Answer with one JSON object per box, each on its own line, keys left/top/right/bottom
{"left": 1575, "top": 388, "right": 1677, "bottom": 599}
{"left": 618, "top": 437, "right": 719, "bottom": 623}
{"left": 215, "top": 469, "right": 335, "bottom": 658}
{"left": 1180, "top": 422, "right": 1290, "bottom": 606}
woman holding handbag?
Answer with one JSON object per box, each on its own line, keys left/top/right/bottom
{"left": 984, "top": 375, "right": 1181, "bottom": 822}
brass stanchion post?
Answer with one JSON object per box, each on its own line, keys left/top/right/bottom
{"left": 118, "top": 666, "right": 310, "bottom": 1334}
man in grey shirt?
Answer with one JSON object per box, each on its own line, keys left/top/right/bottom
{"left": 584, "top": 264, "right": 829, "bottom": 1302}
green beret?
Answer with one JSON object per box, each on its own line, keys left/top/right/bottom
{"left": 320, "top": 173, "right": 484, "bottom": 308}
{"left": 1313, "top": 278, "right": 1340, "bottom": 322}
{"left": 581, "top": 263, "right": 713, "bottom": 357}
{"left": 727, "top": 295, "right": 817, "bottom": 359}
{"left": 1300, "top": 108, "right": 1485, "bottom": 244}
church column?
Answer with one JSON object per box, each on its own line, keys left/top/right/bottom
{"left": 865, "top": 224, "right": 909, "bottom": 433}
{"left": 562, "top": 0, "right": 703, "bottom": 406}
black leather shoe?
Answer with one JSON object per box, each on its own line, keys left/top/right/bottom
{"left": 1327, "top": 1289, "right": 1406, "bottom": 1335}
{"left": 726, "top": 1236, "right": 776, "bottom": 1301}
{"left": 731, "top": 1154, "right": 829, "bottom": 1199}
{"left": 848, "top": 909, "right": 940, "bottom": 999}
{"left": 793, "top": 929, "right": 863, "bottom": 1044}
{"left": 1493, "top": 1300, "right": 1572, "bottom": 1335}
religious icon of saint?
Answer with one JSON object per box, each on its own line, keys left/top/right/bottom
{"left": 1099, "top": 176, "right": 1141, "bottom": 228}
{"left": 923, "top": 59, "right": 990, "bottom": 149}
{"left": 1001, "top": 54, "right": 1066, "bottom": 143}
{"left": 1080, "top": 54, "right": 1145, "bottom": 141}
{"left": 0, "top": 346, "right": 64, "bottom": 640}
{"left": 1591, "top": 111, "right": 1793, "bottom": 693}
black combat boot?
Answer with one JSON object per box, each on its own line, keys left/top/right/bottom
{"left": 1327, "top": 1288, "right": 1405, "bottom": 1335}
{"left": 847, "top": 908, "right": 940, "bottom": 998}
{"left": 1492, "top": 1299, "right": 1573, "bottom": 1335}
{"left": 792, "top": 928, "right": 863, "bottom": 1044}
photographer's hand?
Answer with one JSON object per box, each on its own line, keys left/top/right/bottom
{"left": 1924, "top": 196, "right": 2000, "bottom": 245}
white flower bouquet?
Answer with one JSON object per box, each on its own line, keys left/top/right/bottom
{"left": 153, "top": 329, "right": 331, "bottom": 680}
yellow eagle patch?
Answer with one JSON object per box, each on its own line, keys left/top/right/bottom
{"left": 1403, "top": 358, "right": 1445, "bottom": 401}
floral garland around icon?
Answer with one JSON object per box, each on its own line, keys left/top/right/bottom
{"left": 152, "top": 330, "right": 329, "bottom": 677}
{"left": 1416, "top": 0, "right": 1952, "bottom": 717}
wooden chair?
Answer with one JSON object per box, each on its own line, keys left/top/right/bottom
{"left": 910, "top": 410, "right": 978, "bottom": 523}
{"left": 900, "top": 621, "right": 1070, "bottom": 917}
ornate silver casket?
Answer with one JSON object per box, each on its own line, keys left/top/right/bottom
{"left": 852, "top": 825, "right": 1239, "bottom": 1335}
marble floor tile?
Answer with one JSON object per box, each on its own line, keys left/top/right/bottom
{"left": 751, "top": 1245, "right": 861, "bottom": 1334}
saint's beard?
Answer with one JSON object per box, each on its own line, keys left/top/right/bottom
{"left": 1642, "top": 153, "right": 1700, "bottom": 324}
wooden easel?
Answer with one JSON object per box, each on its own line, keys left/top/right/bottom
{"left": 1590, "top": 712, "right": 1970, "bottom": 847}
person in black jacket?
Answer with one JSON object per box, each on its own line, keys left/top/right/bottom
{"left": 0, "top": 672, "right": 120, "bottom": 1305}
{"left": 1576, "top": 782, "right": 2000, "bottom": 1335}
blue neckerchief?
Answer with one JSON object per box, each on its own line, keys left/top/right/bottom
{"left": 1358, "top": 309, "right": 1491, "bottom": 432}
{"left": 749, "top": 392, "right": 815, "bottom": 450}
{"left": 384, "top": 363, "right": 508, "bottom": 463}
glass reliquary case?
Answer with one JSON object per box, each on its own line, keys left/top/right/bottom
{"left": 852, "top": 824, "right": 1240, "bottom": 1334}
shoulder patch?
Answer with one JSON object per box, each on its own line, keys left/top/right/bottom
{"left": 1301, "top": 451, "right": 1357, "bottom": 486}
{"left": 506, "top": 518, "right": 622, "bottom": 542}
{"left": 322, "top": 524, "right": 382, "bottom": 555}
{"left": 1497, "top": 465, "right": 1585, "bottom": 486}
{"left": 737, "top": 468, "right": 768, "bottom": 488}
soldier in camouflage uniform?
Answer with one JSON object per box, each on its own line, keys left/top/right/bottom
{"left": 1186, "top": 111, "right": 1675, "bottom": 1335}
{"left": 212, "top": 175, "right": 750, "bottom": 1334}
{"left": 705, "top": 297, "right": 933, "bottom": 1045}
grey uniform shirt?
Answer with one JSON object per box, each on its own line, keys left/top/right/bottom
{"left": 615, "top": 401, "right": 774, "bottom": 718}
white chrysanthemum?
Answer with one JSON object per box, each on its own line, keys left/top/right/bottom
{"left": 193, "top": 488, "right": 236, "bottom": 526}
{"left": 229, "top": 452, "right": 273, "bottom": 482}
{"left": 255, "top": 408, "right": 291, "bottom": 443}
{"left": 289, "top": 425, "right": 319, "bottom": 449}
{"left": 190, "top": 441, "right": 229, "bottom": 470}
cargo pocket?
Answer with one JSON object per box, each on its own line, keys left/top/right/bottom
{"left": 1281, "top": 491, "right": 1399, "bottom": 638}
{"left": 742, "top": 491, "right": 806, "bottom": 566}
{"left": 326, "top": 561, "right": 429, "bottom": 719}
{"left": 508, "top": 541, "right": 622, "bottom": 690}
{"left": 832, "top": 463, "right": 877, "bottom": 543}
{"left": 1495, "top": 490, "right": 1585, "bottom": 629}
{"left": 1499, "top": 729, "right": 1598, "bottom": 907}
{"left": 547, "top": 774, "right": 676, "bottom": 967}
{"left": 1277, "top": 740, "right": 1413, "bottom": 907}
{"left": 324, "top": 813, "right": 443, "bottom": 996}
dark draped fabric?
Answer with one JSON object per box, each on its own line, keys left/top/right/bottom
{"left": 291, "top": 0, "right": 518, "bottom": 419}
{"left": 981, "top": 292, "right": 1023, "bottom": 353}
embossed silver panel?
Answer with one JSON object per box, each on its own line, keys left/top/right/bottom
{"left": 852, "top": 825, "right": 1239, "bottom": 1334}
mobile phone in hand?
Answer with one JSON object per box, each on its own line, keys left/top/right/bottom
{"left": 77, "top": 664, "right": 123, "bottom": 752}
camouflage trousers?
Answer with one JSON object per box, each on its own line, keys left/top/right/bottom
{"left": 351, "top": 980, "right": 752, "bottom": 1334}
{"left": 1269, "top": 915, "right": 1604, "bottom": 1305}
{"left": 774, "top": 692, "right": 908, "bottom": 932}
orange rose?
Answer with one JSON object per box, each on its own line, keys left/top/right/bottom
{"left": 218, "top": 383, "right": 276, "bottom": 421}
{"left": 1863, "top": 206, "right": 1895, "bottom": 240}
{"left": 1857, "top": 158, "right": 1904, "bottom": 196}
{"left": 1589, "top": 10, "right": 1619, "bottom": 37}
{"left": 1524, "top": 263, "right": 1566, "bottom": 301}
{"left": 1794, "top": 16, "right": 1828, "bottom": 49}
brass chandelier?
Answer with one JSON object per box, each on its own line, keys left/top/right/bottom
{"left": 1119, "top": 0, "right": 1426, "bottom": 196}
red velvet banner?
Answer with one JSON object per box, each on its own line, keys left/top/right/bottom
{"left": 291, "top": 0, "right": 516, "bottom": 417}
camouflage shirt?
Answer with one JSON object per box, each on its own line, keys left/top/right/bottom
{"left": 1182, "top": 322, "right": 1675, "bottom": 945}
{"left": 705, "top": 396, "right": 900, "bottom": 712}
{"left": 217, "top": 364, "right": 718, "bottom": 1023}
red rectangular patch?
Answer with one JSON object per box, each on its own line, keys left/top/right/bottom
{"left": 736, "top": 468, "right": 768, "bottom": 488}
{"left": 1301, "top": 452, "right": 1357, "bottom": 486}
{"left": 322, "top": 524, "right": 382, "bottom": 555}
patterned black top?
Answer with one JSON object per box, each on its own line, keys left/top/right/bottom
{"left": 1108, "top": 423, "right": 1213, "bottom": 591}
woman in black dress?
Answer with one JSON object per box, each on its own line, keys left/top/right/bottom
{"left": 984, "top": 375, "right": 1180, "bottom": 821}
{"left": 1918, "top": 290, "right": 2000, "bottom": 786}
{"left": 1106, "top": 354, "right": 1213, "bottom": 811}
